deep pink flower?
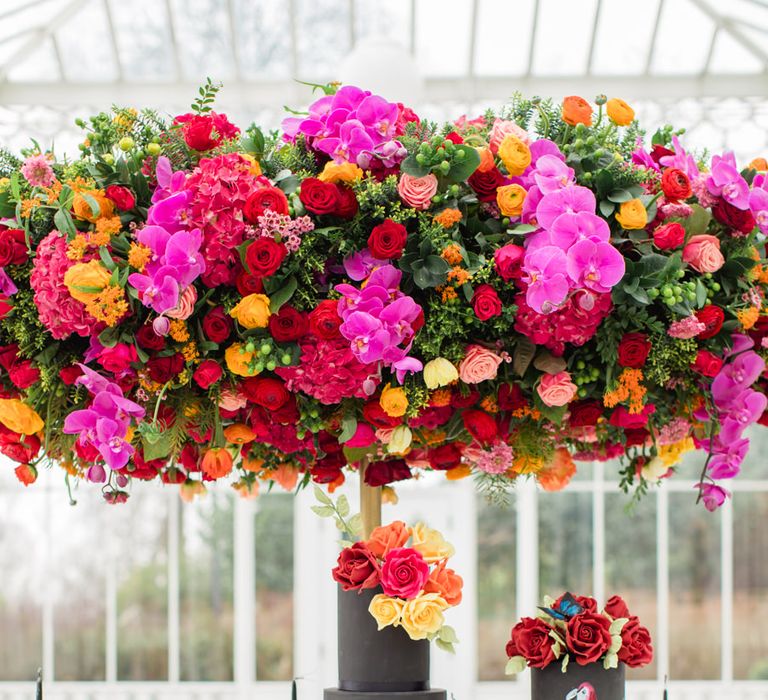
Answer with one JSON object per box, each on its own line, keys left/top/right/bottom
{"left": 706, "top": 152, "right": 749, "bottom": 210}
{"left": 536, "top": 185, "right": 596, "bottom": 229}
{"left": 523, "top": 246, "right": 569, "bottom": 313}
{"left": 380, "top": 547, "right": 430, "bottom": 599}
{"left": 565, "top": 238, "right": 625, "bottom": 294}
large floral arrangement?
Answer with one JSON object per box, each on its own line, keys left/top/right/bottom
{"left": 0, "top": 81, "right": 767, "bottom": 509}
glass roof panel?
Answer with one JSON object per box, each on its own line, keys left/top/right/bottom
{"left": 353, "top": 0, "right": 412, "bottom": 47}
{"left": 415, "top": 0, "right": 473, "bottom": 77}
{"left": 709, "top": 30, "right": 763, "bottom": 74}
{"left": 56, "top": 0, "right": 117, "bottom": 82}
{"left": 108, "top": 0, "right": 175, "bottom": 81}
{"left": 295, "top": 0, "right": 352, "bottom": 80}
{"left": 532, "top": 0, "right": 598, "bottom": 75}
{"left": 651, "top": 0, "right": 713, "bottom": 74}
{"left": 591, "top": 0, "right": 661, "bottom": 75}
{"left": 6, "top": 37, "right": 58, "bottom": 82}
{"left": 170, "top": 0, "right": 236, "bottom": 82}
{"left": 233, "top": 0, "right": 292, "bottom": 79}
{"left": 475, "top": 0, "right": 535, "bottom": 76}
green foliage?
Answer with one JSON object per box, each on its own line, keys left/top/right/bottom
{"left": 412, "top": 296, "right": 471, "bottom": 362}
{"left": 645, "top": 335, "right": 698, "bottom": 386}
{"left": 191, "top": 77, "right": 222, "bottom": 115}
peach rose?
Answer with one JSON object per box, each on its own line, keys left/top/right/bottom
{"left": 218, "top": 386, "right": 247, "bottom": 411}
{"left": 458, "top": 344, "right": 504, "bottom": 384}
{"left": 489, "top": 118, "right": 530, "bottom": 154}
{"left": 398, "top": 173, "right": 438, "bottom": 210}
{"left": 367, "top": 521, "right": 411, "bottom": 558}
{"left": 682, "top": 234, "right": 725, "bottom": 273}
{"left": 537, "top": 371, "right": 577, "bottom": 407}
{"left": 424, "top": 560, "right": 463, "bottom": 606}
{"left": 166, "top": 284, "right": 197, "bottom": 320}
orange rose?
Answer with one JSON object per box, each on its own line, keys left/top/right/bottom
{"left": 477, "top": 147, "right": 495, "bottom": 173}
{"left": 424, "top": 560, "right": 464, "bottom": 606}
{"left": 367, "top": 520, "right": 410, "bottom": 558}
{"left": 538, "top": 447, "right": 577, "bottom": 492}
{"left": 562, "top": 96, "right": 593, "bottom": 127}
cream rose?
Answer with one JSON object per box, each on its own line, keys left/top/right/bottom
{"left": 400, "top": 593, "right": 448, "bottom": 640}
{"left": 682, "top": 234, "right": 725, "bottom": 273}
{"left": 537, "top": 371, "right": 578, "bottom": 407}
{"left": 369, "top": 594, "right": 405, "bottom": 631}
{"left": 411, "top": 522, "right": 455, "bottom": 563}
{"left": 398, "top": 173, "right": 438, "bottom": 210}
{"left": 458, "top": 344, "right": 503, "bottom": 384}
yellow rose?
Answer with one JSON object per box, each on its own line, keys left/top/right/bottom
{"left": 368, "top": 594, "right": 405, "bottom": 631}
{"left": 229, "top": 293, "right": 271, "bottom": 329}
{"left": 496, "top": 184, "right": 527, "bottom": 217}
{"left": 380, "top": 384, "right": 408, "bottom": 418}
{"left": 606, "top": 98, "right": 635, "bottom": 127}
{"left": 423, "top": 357, "right": 458, "bottom": 390}
{"left": 0, "top": 399, "right": 44, "bottom": 435}
{"left": 498, "top": 135, "right": 531, "bottom": 176}
{"left": 615, "top": 198, "right": 648, "bottom": 230}
{"left": 410, "top": 522, "right": 455, "bottom": 563}
{"left": 63, "top": 260, "right": 112, "bottom": 303}
{"left": 225, "top": 343, "right": 260, "bottom": 377}
{"left": 72, "top": 190, "right": 114, "bottom": 222}
{"left": 387, "top": 425, "right": 412, "bottom": 455}
{"left": 319, "top": 161, "right": 364, "bottom": 184}
{"left": 400, "top": 593, "right": 448, "bottom": 640}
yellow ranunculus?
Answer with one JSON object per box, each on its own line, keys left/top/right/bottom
{"left": 380, "top": 384, "right": 408, "bottom": 418}
{"left": 387, "top": 425, "right": 412, "bottom": 455}
{"left": 319, "top": 161, "right": 364, "bottom": 184}
{"left": 496, "top": 184, "right": 527, "bottom": 217}
{"left": 229, "top": 293, "right": 271, "bottom": 329}
{"left": 0, "top": 399, "right": 44, "bottom": 435}
{"left": 369, "top": 594, "right": 405, "bottom": 631}
{"left": 615, "top": 198, "right": 647, "bottom": 230}
{"left": 239, "top": 153, "right": 262, "bottom": 176}
{"left": 606, "top": 98, "right": 635, "bottom": 126}
{"left": 498, "top": 135, "right": 531, "bottom": 176}
{"left": 225, "top": 343, "right": 260, "bottom": 377}
{"left": 63, "top": 260, "right": 112, "bottom": 303}
{"left": 72, "top": 190, "right": 114, "bottom": 222}
{"left": 410, "top": 522, "right": 455, "bottom": 563}
{"left": 423, "top": 357, "right": 458, "bottom": 390}
{"left": 400, "top": 593, "right": 448, "bottom": 640}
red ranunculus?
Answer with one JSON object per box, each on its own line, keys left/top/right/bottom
{"left": 14, "top": 462, "right": 38, "bottom": 485}
{"left": 97, "top": 343, "right": 138, "bottom": 374}
{"left": 0, "top": 295, "right": 12, "bottom": 320}
{"left": 568, "top": 400, "right": 604, "bottom": 427}
{"left": 364, "top": 459, "right": 412, "bottom": 487}
{"left": 335, "top": 185, "right": 359, "bottom": 219}
{"left": 0, "top": 228, "right": 28, "bottom": 266}
{"left": 494, "top": 243, "right": 525, "bottom": 281}
{"left": 368, "top": 219, "right": 408, "bottom": 260}
{"left": 245, "top": 237, "right": 287, "bottom": 277}
{"left": 299, "top": 177, "right": 340, "bottom": 215}
{"left": 712, "top": 199, "right": 756, "bottom": 234}
{"left": 363, "top": 400, "right": 402, "bottom": 429}
{"left": 427, "top": 443, "right": 463, "bottom": 471}
{"left": 691, "top": 349, "right": 723, "bottom": 377}
{"left": 652, "top": 222, "right": 686, "bottom": 250}
{"left": 59, "top": 365, "right": 83, "bottom": 386}
{"left": 566, "top": 611, "right": 612, "bottom": 666}
{"left": 147, "top": 353, "right": 184, "bottom": 383}
{"left": 695, "top": 305, "right": 725, "bottom": 339}
{"left": 241, "top": 376, "right": 290, "bottom": 410}
{"left": 509, "top": 617, "right": 557, "bottom": 668}
{"left": 617, "top": 333, "right": 651, "bottom": 368}
{"left": 269, "top": 305, "right": 308, "bottom": 342}
{"left": 0, "top": 343, "right": 18, "bottom": 371}
{"left": 0, "top": 431, "right": 40, "bottom": 463}
{"left": 8, "top": 360, "right": 40, "bottom": 389}
{"left": 193, "top": 359, "right": 223, "bottom": 389}
{"left": 235, "top": 271, "right": 264, "bottom": 296}
{"left": 468, "top": 167, "right": 505, "bottom": 202}
{"left": 462, "top": 409, "right": 498, "bottom": 444}
{"left": 105, "top": 184, "right": 136, "bottom": 211}
{"left": 472, "top": 284, "right": 503, "bottom": 321}
{"left": 332, "top": 542, "right": 381, "bottom": 591}
{"left": 243, "top": 186, "right": 290, "bottom": 223}
{"left": 660, "top": 168, "right": 692, "bottom": 201}
{"left": 618, "top": 616, "right": 654, "bottom": 668}
{"left": 176, "top": 111, "right": 239, "bottom": 151}
{"left": 451, "top": 388, "right": 480, "bottom": 408}
{"left": 603, "top": 595, "right": 630, "bottom": 619}
{"left": 202, "top": 306, "right": 233, "bottom": 343}
{"left": 309, "top": 299, "right": 342, "bottom": 339}
{"left": 444, "top": 131, "right": 463, "bottom": 144}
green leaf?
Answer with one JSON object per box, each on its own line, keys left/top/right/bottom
{"left": 562, "top": 654, "right": 570, "bottom": 673}
{"left": 607, "top": 189, "right": 633, "bottom": 203}
{"left": 311, "top": 505, "right": 335, "bottom": 518}
{"left": 438, "top": 625, "right": 459, "bottom": 644}
{"left": 80, "top": 192, "right": 101, "bottom": 218}
{"left": 685, "top": 204, "right": 712, "bottom": 235}
{"left": 54, "top": 208, "right": 77, "bottom": 237}
{"left": 609, "top": 617, "right": 628, "bottom": 636}
{"left": 603, "top": 651, "right": 619, "bottom": 670}
{"left": 507, "top": 224, "right": 537, "bottom": 235}
{"left": 599, "top": 200, "right": 615, "bottom": 217}
{"left": 142, "top": 433, "right": 172, "bottom": 460}
{"left": 0, "top": 190, "right": 16, "bottom": 218}
{"left": 336, "top": 494, "right": 350, "bottom": 518}
{"left": 505, "top": 656, "right": 527, "bottom": 676}
{"left": 626, "top": 286, "right": 650, "bottom": 305}
{"left": 446, "top": 145, "right": 481, "bottom": 183}
{"left": 695, "top": 279, "right": 708, "bottom": 307}
{"left": 313, "top": 484, "right": 332, "bottom": 505}
{"left": 338, "top": 414, "right": 357, "bottom": 444}
{"left": 435, "top": 639, "right": 456, "bottom": 654}
{"left": 424, "top": 254, "right": 450, "bottom": 276}
{"left": 269, "top": 276, "right": 298, "bottom": 313}
{"left": 99, "top": 246, "right": 117, "bottom": 271}
{"left": 513, "top": 337, "right": 536, "bottom": 376}
{"left": 400, "top": 155, "right": 430, "bottom": 178}
{"left": 346, "top": 513, "right": 363, "bottom": 537}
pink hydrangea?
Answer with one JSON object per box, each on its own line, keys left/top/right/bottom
{"left": 21, "top": 154, "right": 55, "bottom": 188}
{"left": 256, "top": 209, "right": 314, "bottom": 253}
{"left": 691, "top": 176, "right": 719, "bottom": 208}
{"left": 657, "top": 417, "right": 692, "bottom": 445}
{"left": 30, "top": 231, "right": 104, "bottom": 339}
{"left": 464, "top": 441, "right": 515, "bottom": 474}
{"left": 276, "top": 336, "right": 380, "bottom": 405}
{"left": 668, "top": 316, "right": 706, "bottom": 339}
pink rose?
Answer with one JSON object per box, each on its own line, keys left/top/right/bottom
{"left": 380, "top": 547, "right": 430, "bottom": 599}
{"left": 537, "top": 371, "right": 577, "bottom": 407}
{"left": 682, "top": 234, "right": 724, "bottom": 273}
{"left": 97, "top": 343, "right": 138, "bottom": 374}
{"left": 494, "top": 243, "right": 525, "bottom": 281}
{"left": 458, "top": 344, "right": 503, "bottom": 384}
{"left": 166, "top": 285, "right": 197, "bottom": 320}
{"left": 398, "top": 173, "right": 438, "bottom": 210}
{"left": 489, "top": 118, "right": 530, "bottom": 154}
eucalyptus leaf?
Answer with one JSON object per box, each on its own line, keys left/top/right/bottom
{"left": 311, "top": 505, "right": 335, "bottom": 518}
{"left": 599, "top": 200, "right": 615, "bottom": 217}
{"left": 336, "top": 494, "right": 350, "bottom": 518}
{"left": 338, "top": 414, "right": 358, "bottom": 444}
{"left": 313, "top": 484, "right": 332, "bottom": 505}
{"left": 505, "top": 656, "right": 527, "bottom": 676}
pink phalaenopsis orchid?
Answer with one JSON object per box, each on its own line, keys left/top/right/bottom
{"left": 523, "top": 246, "right": 569, "bottom": 313}
{"left": 706, "top": 152, "right": 750, "bottom": 210}
{"left": 565, "top": 239, "right": 625, "bottom": 294}
{"left": 536, "top": 185, "right": 596, "bottom": 229}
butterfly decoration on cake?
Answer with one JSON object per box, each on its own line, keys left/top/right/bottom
{"left": 539, "top": 592, "right": 585, "bottom": 621}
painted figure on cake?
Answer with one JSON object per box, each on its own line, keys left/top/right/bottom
{"left": 566, "top": 682, "right": 597, "bottom": 700}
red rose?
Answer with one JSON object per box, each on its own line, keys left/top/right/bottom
{"left": 0, "top": 344, "right": 18, "bottom": 371}
{"left": 713, "top": 199, "right": 756, "bottom": 234}
{"left": 0, "top": 295, "right": 12, "bottom": 320}
{"left": 494, "top": 244, "right": 525, "bottom": 281}
{"left": 566, "top": 611, "right": 612, "bottom": 666}
{"left": 695, "top": 305, "right": 724, "bottom": 339}
{"left": 444, "top": 131, "right": 463, "bottom": 144}
{"left": 193, "top": 360, "right": 223, "bottom": 389}
{"left": 309, "top": 300, "right": 342, "bottom": 339}
{"left": 336, "top": 185, "right": 359, "bottom": 219}
{"left": 428, "top": 443, "right": 463, "bottom": 471}
{"left": 610, "top": 404, "right": 655, "bottom": 429}
{"left": 147, "top": 353, "right": 184, "bottom": 383}
{"left": 691, "top": 349, "right": 723, "bottom": 377}
{"left": 462, "top": 409, "right": 498, "bottom": 444}
{"left": 0, "top": 433, "right": 40, "bottom": 463}
{"left": 617, "top": 333, "right": 651, "bottom": 368}
{"left": 176, "top": 112, "right": 239, "bottom": 151}
{"left": 554, "top": 593, "right": 598, "bottom": 613}
{"left": 368, "top": 219, "right": 408, "bottom": 260}
{"left": 235, "top": 271, "right": 264, "bottom": 296}
{"left": 660, "top": 168, "right": 692, "bottom": 201}
{"left": 468, "top": 167, "right": 505, "bottom": 202}
{"left": 243, "top": 186, "right": 290, "bottom": 223}
{"left": 269, "top": 305, "right": 308, "bottom": 342}
{"left": 604, "top": 595, "right": 630, "bottom": 619}
{"left": 245, "top": 238, "right": 287, "bottom": 277}
{"left": 299, "top": 177, "right": 340, "bottom": 215}
{"left": 363, "top": 400, "right": 401, "bottom": 429}
{"left": 8, "top": 360, "right": 40, "bottom": 389}
{"left": 97, "top": 344, "right": 138, "bottom": 374}
{"left": 568, "top": 400, "right": 604, "bottom": 427}
{"left": 332, "top": 542, "right": 381, "bottom": 591}
{"left": 202, "top": 306, "right": 233, "bottom": 343}
{"left": 0, "top": 228, "right": 28, "bottom": 266}
{"left": 618, "top": 616, "right": 654, "bottom": 668}
{"left": 652, "top": 222, "right": 686, "bottom": 250}
{"left": 364, "top": 459, "right": 412, "bottom": 487}
{"left": 472, "top": 284, "right": 503, "bottom": 321}
{"left": 241, "top": 377, "right": 290, "bottom": 410}
{"left": 59, "top": 365, "right": 83, "bottom": 385}
{"left": 451, "top": 387, "right": 479, "bottom": 409}
{"left": 508, "top": 617, "right": 557, "bottom": 668}
{"left": 105, "top": 184, "right": 136, "bottom": 211}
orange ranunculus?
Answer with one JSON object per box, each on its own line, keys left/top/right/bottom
{"left": 538, "top": 447, "right": 577, "bottom": 492}
{"left": 225, "top": 343, "right": 259, "bottom": 377}
{"left": 749, "top": 157, "right": 768, "bottom": 172}
{"left": 445, "top": 464, "right": 472, "bottom": 481}
{"left": 232, "top": 479, "right": 260, "bottom": 499}
{"left": 239, "top": 153, "right": 263, "bottom": 176}
{"left": 14, "top": 463, "right": 37, "bottom": 486}
{"left": 271, "top": 462, "right": 300, "bottom": 491}
{"left": 381, "top": 485, "right": 399, "bottom": 505}
{"left": 615, "top": 198, "right": 648, "bottom": 230}
{"left": 606, "top": 98, "right": 635, "bottom": 126}
{"left": 0, "top": 399, "right": 44, "bottom": 435}
{"left": 72, "top": 190, "right": 114, "bottom": 222}
{"left": 319, "top": 161, "right": 364, "bottom": 184}
{"left": 380, "top": 384, "right": 408, "bottom": 418}
{"left": 229, "top": 293, "right": 271, "bottom": 329}
{"left": 367, "top": 520, "right": 411, "bottom": 558}
{"left": 201, "top": 448, "right": 233, "bottom": 479}
{"left": 180, "top": 479, "right": 207, "bottom": 503}
{"left": 424, "top": 559, "right": 464, "bottom": 606}
{"left": 562, "top": 96, "right": 593, "bottom": 127}
{"left": 241, "top": 455, "right": 265, "bottom": 473}
{"left": 224, "top": 423, "right": 256, "bottom": 445}
{"left": 496, "top": 184, "right": 527, "bottom": 217}
{"left": 476, "top": 147, "right": 495, "bottom": 173}
{"left": 498, "top": 135, "right": 531, "bottom": 176}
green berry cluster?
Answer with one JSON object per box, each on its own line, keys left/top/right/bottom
{"left": 572, "top": 360, "right": 601, "bottom": 398}
{"left": 241, "top": 338, "right": 292, "bottom": 373}
{"left": 415, "top": 136, "right": 468, "bottom": 176}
